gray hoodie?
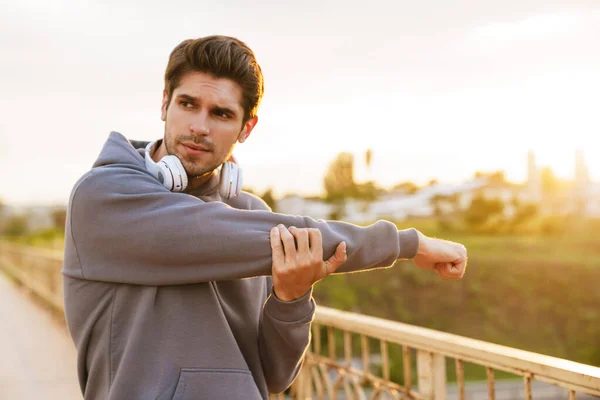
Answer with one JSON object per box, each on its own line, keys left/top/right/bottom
{"left": 62, "top": 131, "right": 419, "bottom": 400}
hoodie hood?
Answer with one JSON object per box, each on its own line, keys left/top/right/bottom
{"left": 93, "top": 131, "right": 221, "bottom": 200}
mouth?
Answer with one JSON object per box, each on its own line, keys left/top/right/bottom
{"left": 182, "top": 142, "right": 211, "bottom": 156}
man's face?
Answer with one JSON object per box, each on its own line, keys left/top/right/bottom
{"left": 161, "top": 71, "right": 257, "bottom": 178}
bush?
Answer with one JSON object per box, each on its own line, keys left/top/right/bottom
{"left": 3, "top": 215, "right": 28, "bottom": 237}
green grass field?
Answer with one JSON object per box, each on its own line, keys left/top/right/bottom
{"left": 314, "top": 218, "right": 600, "bottom": 372}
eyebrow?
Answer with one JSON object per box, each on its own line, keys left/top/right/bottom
{"left": 176, "top": 94, "right": 239, "bottom": 117}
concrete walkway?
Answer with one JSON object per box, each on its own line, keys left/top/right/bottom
{"left": 0, "top": 274, "right": 81, "bottom": 400}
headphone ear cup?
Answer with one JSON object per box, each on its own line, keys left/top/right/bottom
{"left": 160, "top": 155, "right": 188, "bottom": 192}
{"left": 235, "top": 164, "right": 243, "bottom": 197}
{"left": 155, "top": 160, "right": 173, "bottom": 190}
{"left": 219, "top": 162, "right": 243, "bottom": 199}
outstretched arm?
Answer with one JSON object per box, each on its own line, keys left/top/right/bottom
{"left": 63, "top": 167, "right": 418, "bottom": 285}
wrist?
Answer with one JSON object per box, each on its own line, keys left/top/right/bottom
{"left": 273, "top": 286, "right": 310, "bottom": 302}
{"left": 266, "top": 286, "right": 315, "bottom": 322}
{"left": 416, "top": 231, "right": 430, "bottom": 256}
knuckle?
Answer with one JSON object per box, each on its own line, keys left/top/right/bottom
{"left": 279, "top": 265, "right": 291, "bottom": 275}
{"left": 273, "top": 266, "right": 286, "bottom": 276}
{"left": 300, "top": 263, "right": 311, "bottom": 271}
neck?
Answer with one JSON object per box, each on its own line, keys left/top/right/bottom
{"left": 186, "top": 170, "right": 218, "bottom": 191}
{"left": 151, "top": 139, "right": 168, "bottom": 162}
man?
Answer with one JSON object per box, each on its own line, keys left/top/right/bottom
{"left": 62, "top": 35, "right": 467, "bottom": 400}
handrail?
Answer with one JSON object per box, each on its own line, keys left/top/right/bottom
{"left": 308, "top": 306, "right": 600, "bottom": 398}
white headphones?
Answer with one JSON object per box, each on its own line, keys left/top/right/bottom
{"left": 144, "top": 140, "right": 243, "bottom": 199}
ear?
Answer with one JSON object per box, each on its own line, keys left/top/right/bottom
{"left": 238, "top": 116, "right": 258, "bottom": 143}
{"left": 161, "top": 91, "right": 169, "bottom": 121}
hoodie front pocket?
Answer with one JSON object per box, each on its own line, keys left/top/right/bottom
{"left": 172, "top": 368, "right": 262, "bottom": 400}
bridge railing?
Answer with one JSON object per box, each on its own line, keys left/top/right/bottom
{"left": 0, "top": 241, "right": 64, "bottom": 312}
{"left": 2, "top": 241, "right": 599, "bottom": 400}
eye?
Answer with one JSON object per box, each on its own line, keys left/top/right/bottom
{"left": 180, "top": 101, "right": 195, "bottom": 109}
{"left": 214, "top": 110, "right": 231, "bottom": 119}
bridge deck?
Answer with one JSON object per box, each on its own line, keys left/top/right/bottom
{"left": 0, "top": 274, "right": 81, "bottom": 400}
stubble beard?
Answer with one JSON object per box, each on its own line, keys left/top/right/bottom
{"left": 163, "top": 129, "right": 223, "bottom": 179}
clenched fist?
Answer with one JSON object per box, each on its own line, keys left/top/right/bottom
{"left": 413, "top": 231, "right": 468, "bottom": 280}
{"left": 270, "top": 224, "right": 347, "bottom": 302}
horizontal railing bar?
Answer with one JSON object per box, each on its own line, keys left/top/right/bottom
{"left": 0, "top": 242, "right": 64, "bottom": 261}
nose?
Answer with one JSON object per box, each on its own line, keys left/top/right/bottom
{"left": 189, "top": 111, "right": 211, "bottom": 134}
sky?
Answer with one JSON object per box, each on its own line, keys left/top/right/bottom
{"left": 1, "top": 0, "right": 599, "bottom": 205}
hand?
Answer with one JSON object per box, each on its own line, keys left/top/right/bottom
{"left": 270, "top": 224, "right": 347, "bottom": 302}
{"left": 412, "top": 231, "right": 467, "bottom": 280}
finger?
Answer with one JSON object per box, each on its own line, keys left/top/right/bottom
{"left": 436, "top": 261, "right": 464, "bottom": 280}
{"left": 278, "top": 224, "right": 297, "bottom": 263}
{"left": 434, "top": 262, "right": 447, "bottom": 278}
{"left": 308, "top": 229, "right": 323, "bottom": 260}
{"left": 289, "top": 227, "right": 309, "bottom": 255}
{"left": 452, "top": 259, "right": 467, "bottom": 277}
{"left": 323, "top": 242, "right": 347, "bottom": 275}
{"left": 269, "top": 227, "right": 285, "bottom": 268}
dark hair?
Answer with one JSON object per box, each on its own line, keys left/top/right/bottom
{"left": 164, "top": 35, "right": 264, "bottom": 122}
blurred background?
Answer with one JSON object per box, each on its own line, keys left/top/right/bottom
{"left": 1, "top": 0, "right": 599, "bottom": 398}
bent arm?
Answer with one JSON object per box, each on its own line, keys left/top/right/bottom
{"left": 63, "top": 168, "right": 419, "bottom": 285}
{"left": 258, "top": 285, "right": 315, "bottom": 394}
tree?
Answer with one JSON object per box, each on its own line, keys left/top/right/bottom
{"left": 474, "top": 170, "right": 506, "bottom": 184}
{"left": 355, "top": 181, "right": 383, "bottom": 202}
{"left": 490, "top": 170, "right": 506, "bottom": 184}
{"left": 52, "top": 207, "right": 67, "bottom": 230}
{"left": 464, "top": 194, "right": 505, "bottom": 230}
{"left": 4, "top": 215, "right": 28, "bottom": 237}
{"left": 512, "top": 202, "right": 538, "bottom": 225}
{"left": 365, "top": 148, "right": 373, "bottom": 170}
{"left": 393, "top": 181, "right": 419, "bottom": 195}
{"left": 260, "top": 188, "right": 277, "bottom": 212}
{"left": 323, "top": 152, "right": 357, "bottom": 203}
{"left": 365, "top": 148, "right": 373, "bottom": 182}
{"left": 540, "top": 166, "right": 560, "bottom": 197}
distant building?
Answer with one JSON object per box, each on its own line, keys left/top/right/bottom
{"left": 527, "top": 150, "right": 542, "bottom": 203}
{"left": 275, "top": 149, "right": 599, "bottom": 223}
{"left": 527, "top": 149, "right": 598, "bottom": 217}
{"left": 276, "top": 195, "right": 333, "bottom": 221}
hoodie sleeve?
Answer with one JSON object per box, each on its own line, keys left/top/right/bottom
{"left": 63, "top": 167, "right": 419, "bottom": 285}
{"left": 258, "top": 285, "right": 315, "bottom": 394}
